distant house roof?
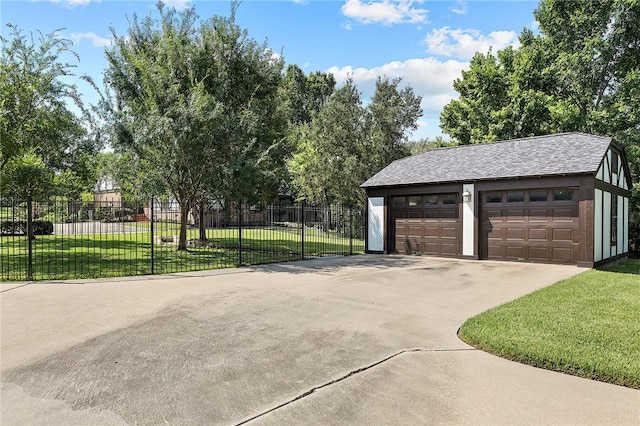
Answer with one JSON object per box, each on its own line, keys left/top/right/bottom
{"left": 361, "top": 133, "right": 612, "bottom": 188}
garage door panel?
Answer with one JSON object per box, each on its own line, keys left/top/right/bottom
{"left": 480, "top": 189, "right": 578, "bottom": 265}
{"left": 552, "top": 208, "right": 576, "bottom": 221}
{"left": 552, "top": 228, "right": 574, "bottom": 242}
{"left": 441, "top": 226, "right": 457, "bottom": 238}
{"left": 441, "top": 243, "right": 458, "bottom": 255}
{"left": 529, "top": 209, "right": 549, "bottom": 222}
{"left": 422, "top": 242, "right": 439, "bottom": 254}
{"left": 552, "top": 247, "right": 573, "bottom": 262}
{"left": 529, "top": 228, "right": 547, "bottom": 240}
{"left": 506, "top": 228, "right": 524, "bottom": 240}
{"left": 506, "top": 246, "right": 525, "bottom": 259}
{"left": 423, "top": 226, "right": 439, "bottom": 237}
{"left": 408, "top": 225, "right": 423, "bottom": 234}
{"left": 506, "top": 210, "right": 525, "bottom": 222}
{"left": 393, "top": 196, "right": 460, "bottom": 256}
{"left": 486, "top": 226, "right": 501, "bottom": 239}
{"left": 528, "top": 247, "right": 548, "bottom": 261}
{"left": 487, "top": 244, "right": 502, "bottom": 257}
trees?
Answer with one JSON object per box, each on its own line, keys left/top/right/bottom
{"left": 289, "top": 77, "right": 422, "bottom": 206}
{"left": 0, "top": 24, "right": 99, "bottom": 198}
{"left": 289, "top": 79, "right": 368, "bottom": 206}
{"left": 368, "top": 77, "right": 422, "bottom": 172}
{"left": 441, "top": 0, "right": 640, "bottom": 153}
{"left": 104, "top": 3, "right": 285, "bottom": 249}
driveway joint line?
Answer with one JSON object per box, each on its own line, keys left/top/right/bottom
{"left": 235, "top": 347, "right": 477, "bottom": 425}
{"left": 0, "top": 283, "right": 33, "bottom": 293}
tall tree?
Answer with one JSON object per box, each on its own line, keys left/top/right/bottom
{"left": 280, "top": 65, "right": 336, "bottom": 126}
{"left": 440, "top": 0, "right": 640, "bottom": 154}
{"left": 289, "top": 79, "right": 368, "bottom": 206}
{"left": 368, "top": 77, "right": 422, "bottom": 172}
{"left": 104, "top": 3, "right": 285, "bottom": 249}
{"left": 289, "top": 77, "right": 423, "bottom": 206}
{"left": 0, "top": 24, "right": 99, "bottom": 197}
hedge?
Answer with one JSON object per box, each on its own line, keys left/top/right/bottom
{"left": 0, "top": 220, "right": 54, "bottom": 236}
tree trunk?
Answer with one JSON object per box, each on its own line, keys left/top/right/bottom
{"left": 178, "top": 200, "right": 189, "bottom": 251}
{"left": 199, "top": 202, "right": 206, "bottom": 241}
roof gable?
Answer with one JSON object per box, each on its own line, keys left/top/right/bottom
{"left": 362, "top": 133, "right": 612, "bottom": 188}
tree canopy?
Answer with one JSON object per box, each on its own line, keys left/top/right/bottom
{"left": 441, "top": 0, "right": 640, "bottom": 165}
{"left": 104, "top": 3, "right": 286, "bottom": 249}
{"left": 289, "top": 76, "right": 422, "bottom": 206}
{"left": 0, "top": 24, "right": 99, "bottom": 198}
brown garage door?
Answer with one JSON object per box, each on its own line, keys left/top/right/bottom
{"left": 480, "top": 188, "right": 579, "bottom": 264}
{"left": 392, "top": 194, "right": 460, "bottom": 256}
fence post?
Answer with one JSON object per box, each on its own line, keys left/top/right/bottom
{"left": 27, "top": 194, "right": 33, "bottom": 280}
{"left": 150, "top": 197, "right": 155, "bottom": 275}
{"left": 349, "top": 205, "right": 353, "bottom": 256}
{"left": 238, "top": 199, "right": 243, "bottom": 266}
{"left": 301, "top": 201, "right": 305, "bottom": 260}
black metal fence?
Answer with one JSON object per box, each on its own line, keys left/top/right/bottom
{"left": 0, "top": 198, "right": 365, "bottom": 281}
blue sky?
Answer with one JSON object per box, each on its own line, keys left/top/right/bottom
{"left": 2, "top": 0, "right": 539, "bottom": 140}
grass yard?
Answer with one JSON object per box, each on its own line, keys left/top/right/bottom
{"left": 458, "top": 259, "right": 640, "bottom": 389}
{"left": 0, "top": 225, "right": 364, "bottom": 281}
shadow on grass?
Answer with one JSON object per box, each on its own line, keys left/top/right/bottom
{"left": 600, "top": 258, "right": 640, "bottom": 275}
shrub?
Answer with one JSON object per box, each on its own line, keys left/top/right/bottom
{"left": 0, "top": 220, "right": 53, "bottom": 235}
{"left": 0, "top": 221, "right": 25, "bottom": 235}
{"left": 33, "top": 220, "right": 54, "bottom": 235}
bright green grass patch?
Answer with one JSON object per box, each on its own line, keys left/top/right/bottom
{"left": 0, "top": 226, "right": 364, "bottom": 281}
{"left": 458, "top": 263, "right": 640, "bottom": 389}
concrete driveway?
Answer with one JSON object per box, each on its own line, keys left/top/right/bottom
{"left": 1, "top": 256, "right": 638, "bottom": 425}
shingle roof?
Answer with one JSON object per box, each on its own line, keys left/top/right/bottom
{"left": 361, "top": 133, "right": 611, "bottom": 188}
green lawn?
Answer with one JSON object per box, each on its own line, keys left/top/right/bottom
{"left": 0, "top": 225, "right": 364, "bottom": 281}
{"left": 458, "top": 259, "right": 640, "bottom": 389}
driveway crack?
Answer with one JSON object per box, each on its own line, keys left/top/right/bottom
{"left": 235, "top": 347, "right": 476, "bottom": 425}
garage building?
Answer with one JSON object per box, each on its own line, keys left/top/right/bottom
{"left": 362, "top": 133, "right": 631, "bottom": 267}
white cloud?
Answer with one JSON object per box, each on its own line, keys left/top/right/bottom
{"left": 341, "top": 0, "right": 428, "bottom": 25}
{"left": 47, "top": 0, "right": 98, "bottom": 7}
{"left": 424, "top": 27, "right": 519, "bottom": 59}
{"left": 70, "top": 32, "right": 111, "bottom": 47}
{"left": 327, "top": 57, "right": 468, "bottom": 118}
{"left": 449, "top": 0, "right": 468, "bottom": 15}
{"left": 162, "top": 0, "right": 191, "bottom": 10}
{"left": 291, "top": 0, "right": 309, "bottom": 4}
{"left": 342, "top": 20, "right": 353, "bottom": 31}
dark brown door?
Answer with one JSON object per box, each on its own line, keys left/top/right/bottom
{"left": 480, "top": 188, "right": 579, "bottom": 264}
{"left": 392, "top": 194, "right": 460, "bottom": 256}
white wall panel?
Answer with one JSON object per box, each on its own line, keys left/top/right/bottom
{"left": 618, "top": 195, "right": 624, "bottom": 255}
{"left": 624, "top": 197, "right": 629, "bottom": 253}
{"left": 603, "top": 191, "right": 611, "bottom": 259}
{"left": 367, "top": 197, "right": 385, "bottom": 252}
{"left": 596, "top": 164, "right": 603, "bottom": 181}
{"left": 462, "top": 184, "right": 475, "bottom": 256}
{"left": 594, "top": 189, "right": 602, "bottom": 262}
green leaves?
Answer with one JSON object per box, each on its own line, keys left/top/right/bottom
{"left": 441, "top": 0, "right": 640, "bottom": 160}
{"left": 289, "top": 77, "right": 422, "bottom": 207}
{"left": 0, "top": 23, "right": 98, "bottom": 197}
{"left": 103, "top": 4, "right": 286, "bottom": 248}
{"left": 0, "top": 150, "right": 54, "bottom": 198}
